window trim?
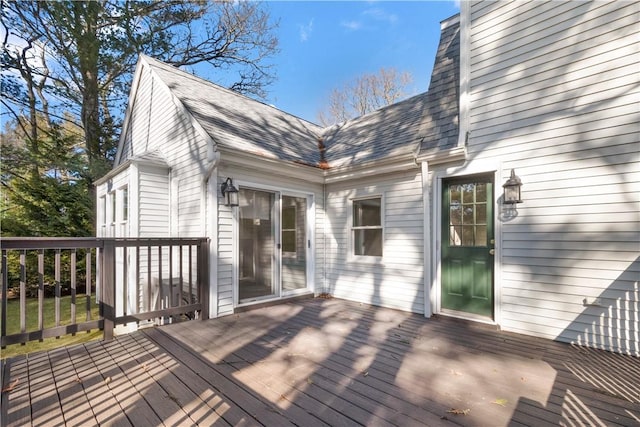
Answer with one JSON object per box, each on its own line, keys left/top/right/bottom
{"left": 350, "top": 195, "right": 384, "bottom": 260}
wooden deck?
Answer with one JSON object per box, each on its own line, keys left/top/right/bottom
{"left": 2, "top": 298, "right": 639, "bottom": 426}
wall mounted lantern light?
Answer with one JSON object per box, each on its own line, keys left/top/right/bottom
{"left": 502, "top": 169, "right": 523, "bottom": 204}
{"left": 221, "top": 177, "right": 239, "bottom": 207}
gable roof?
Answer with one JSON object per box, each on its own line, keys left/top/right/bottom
{"left": 143, "top": 55, "right": 324, "bottom": 166}
{"left": 117, "top": 14, "right": 460, "bottom": 172}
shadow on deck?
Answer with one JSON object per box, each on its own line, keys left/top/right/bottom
{"left": 2, "top": 298, "right": 639, "bottom": 426}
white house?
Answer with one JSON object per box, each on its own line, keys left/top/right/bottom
{"left": 96, "top": 1, "right": 639, "bottom": 356}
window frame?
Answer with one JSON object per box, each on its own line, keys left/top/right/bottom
{"left": 120, "top": 186, "right": 129, "bottom": 223}
{"left": 350, "top": 195, "right": 384, "bottom": 259}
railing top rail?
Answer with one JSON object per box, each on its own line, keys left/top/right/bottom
{"left": 1, "top": 237, "right": 103, "bottom": 250}
{"left": 0, "top": 237, "right": 209, "bottom": 250}
{"left": 105, "top": 238, "right": 209, "bottom": 247}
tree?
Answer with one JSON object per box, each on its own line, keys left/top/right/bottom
{"left": 1, "top": 0, "right": 279, "bottom": 234}
{"left": 1, "top": 115, "right": 91, "bottom": 237}
{"left": 317, "top": 67, "right": 413, "bottom": 126}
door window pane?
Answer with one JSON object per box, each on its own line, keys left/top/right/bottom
{"left": 282, "top": 206, "right": 296, "bottom": 253}
{"left": 476, "top": 225, "right": 487, "bottom": 246}
{"left": 448, "top": 181, "right": 491, "bottom": 247}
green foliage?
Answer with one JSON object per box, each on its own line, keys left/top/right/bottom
{"left": 1, "top": 1, "right": 279, "bottom": 238}
{"left": 1, "top": 119, "right": 92, "bottom": 237}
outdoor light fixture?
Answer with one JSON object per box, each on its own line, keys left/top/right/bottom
{"left": 221, "top": 177, "right": 239, "bottom": 207}
{"left": 502, "top": 169, "right": 523, "bottom": 204}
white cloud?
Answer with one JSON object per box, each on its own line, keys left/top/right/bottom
{"left": 298, "top": 19, "right": 314, "bottom": 42}
{"left": 363, "top": 7, "right": 398, "bottom": 25}
{"left": 340, "top": 20, "right": 363, "bottom": 31}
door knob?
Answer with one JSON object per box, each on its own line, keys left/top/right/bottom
{"left": 489, "top": 249, "right": 495, "bottom": 255}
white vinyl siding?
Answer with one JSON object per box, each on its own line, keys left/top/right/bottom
{"left": 119, "top": 63, "right": 210, "bottom": 239}
{"left": 138, "top": 166, "right": 170, "bottom": 237}
{"left": 326, "top": 170, "right": 424, "bottom": 314}
{"left": 467, "top": 1, "right": 639, "bottom": 355}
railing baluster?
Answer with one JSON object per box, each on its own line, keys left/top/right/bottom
{"left": 198, "top": 238, "right": 209, "bottom": 320}
{"left": 169, "top": 245, "right": 174, "bottom": 310}
{"left": 147, "top": 245, "right": 151, "bottom": 312}
{"left": 179, "top": 244, "right": 183, "bottom": 307}
{"left": 1, "top": 250, "right": 8, "bottom": 346}
{"left": 135, "top": 246, "right": 140, "bottom": 314}
{"left": 20, "top": 250, "right": 26, "bottom": 334}
{"left": 38, "top": 249, "right": 44, "bottom": 333}
{"left": 102, "top": 240, "right": 115, "bottom": 340}
{"left": 188, "top": 245, "right": 193, "bottom": 305}
{"left": 71, "top": 249, "right": 77, "bottom": 329}
{"left": 55, "top": 249, "right": 61, "bottom": 333}
{"left": 158, "top": 246, "right": 163, "bottom": 312}
{"left": 86, "top": 249, "right": 91, "bottom": 321}
{"left": 123, "top": 245, "right": 128, "bottom": 317}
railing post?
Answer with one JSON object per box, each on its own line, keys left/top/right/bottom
{"left": 101, "top": 239, "right": 116, "bottom": 340}
{"left": 198, "top": 238, "right": 210, "bottom": 320}
{"left": 1, "top": 250, "right": 7, "bottom": 347}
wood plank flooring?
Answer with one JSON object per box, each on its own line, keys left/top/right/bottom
{"left": 2, "top": 298, "right": 639, "bottom": 426}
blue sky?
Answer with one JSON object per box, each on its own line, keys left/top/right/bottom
{"left": 263, "top": 1, "right": 460, "bottom": 124}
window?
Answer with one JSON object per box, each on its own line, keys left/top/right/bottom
{"left": 352, "top": 197, "right": 382, "bottom": 257}
{"left": 109, "top": 191, "right": 117, "bottom": 224}
{"left": 282, "top": 205, "right": 296, "bottom": 253}
{"left": 99, "top": 195, "right": 107, "bottom": 236}
{"left": 121, "top": 186, "right": 128, "bottom": 222}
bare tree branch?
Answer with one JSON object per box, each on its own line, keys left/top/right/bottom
{"left": 317, "top": 67, "right": 414, "bottom": 126}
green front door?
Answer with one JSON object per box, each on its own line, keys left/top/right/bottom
{"left": 441, "top": 175, "right": 494, "bottom": 317}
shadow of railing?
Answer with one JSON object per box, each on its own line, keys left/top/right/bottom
{"left": 510, "top": 255, "right": 639, "bottom": 425}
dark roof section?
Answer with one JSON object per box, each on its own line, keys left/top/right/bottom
{"left": 418, "top": 15, "right": 460, "bottom": 154}
{"left": 321, "top": 91, "right": 429, "bottom": 168}
{"left": 137, "top": 14, "right": 459, "bottom": 169}
{"left": 144, "top": 55, "right": 324, "bottom": 166}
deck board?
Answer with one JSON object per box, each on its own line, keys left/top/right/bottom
{"left": 2, "top": 298, "right": 639, "bottom": 426}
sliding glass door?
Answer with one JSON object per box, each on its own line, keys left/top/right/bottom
{"left": 239, "top": 189, "right": 277, "bottom": 301}
{"left": 237, "top": 188, "right": 310, "bottom": 304}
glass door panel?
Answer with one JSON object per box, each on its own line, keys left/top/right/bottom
{"left": 239, "top": 188, "right": 277, "bottom": 302}
{"left": 281, "top": 196, "right": 307, "bottom": 293}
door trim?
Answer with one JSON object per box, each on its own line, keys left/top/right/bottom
{"left": 432, "top": 162, "right": 502, "bottom": 325}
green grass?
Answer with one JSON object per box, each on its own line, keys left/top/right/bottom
{"left": 1, "top": 293, "right": 102, "bottom": 359}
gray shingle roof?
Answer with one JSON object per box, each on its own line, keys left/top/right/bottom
{"left": 418, "top": 16, "right": 460, "bottom": 154}
{"left": 320, "top": 91, "right": 429, "bottom": 168}
{"left": 144, "top": 56, "right": 324, "bottom": 166}
{"left": 139, "top": 15, "right": 459, "bottom": 170}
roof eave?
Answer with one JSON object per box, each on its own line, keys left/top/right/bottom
{"left": 219, "top": 147, "right": 325, "bottom": 184}
{"left": 324, "top": 152, "right": 420, "bottom": 184}
{"left": 415, "top": 146, "right": 466, "bottom": 165}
